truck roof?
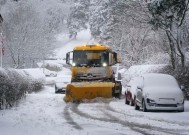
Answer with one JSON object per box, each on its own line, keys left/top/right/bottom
{"left": 73, "top": 44, "right": 111, "bottom": 51}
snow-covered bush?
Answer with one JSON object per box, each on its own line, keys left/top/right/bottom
{"left": 0, "top": 68, "right": 44, "bottom": 109}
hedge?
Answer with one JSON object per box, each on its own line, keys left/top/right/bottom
{"left": 0, "top": 68, "right": 44, "bottom": 109}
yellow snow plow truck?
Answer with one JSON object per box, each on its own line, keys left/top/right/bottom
{"left": 63, "top": 44, "right": 122, "bottom": 102}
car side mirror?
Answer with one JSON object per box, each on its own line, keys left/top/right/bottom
{"left": 137, "top": 86, "right": 143, "bottom": 90}
{"left": 180, "top": 85, "right": 185, "bottom": 91}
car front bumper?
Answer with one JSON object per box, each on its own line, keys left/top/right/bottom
{"left": 55, "top": 86, "right": 66, "bottom": 93}
{"left": 146, "top": 102, "right": 184, "bottom": 111}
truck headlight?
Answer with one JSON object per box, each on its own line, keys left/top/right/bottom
{"left": 72, "top": 62, "right": 76, "bottom": 66}
{"left": 102, "top": 63, "right": 107, "bottom": 67}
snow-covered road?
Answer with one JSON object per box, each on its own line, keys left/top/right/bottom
{"left": 1, "top": 83, "right": 189, "bottom": 135}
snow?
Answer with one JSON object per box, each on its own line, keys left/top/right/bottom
{"left": 54, "top": 29, "right": 92, "bottom": 59}
{"left": 57, "top": 67, "right": 71, "bottom": 76}
{"left": 126, "top": 77, "right": 141, "bottom": 99}
{"left": 55, "top": 76, "right": 71, "bottom": 83}
{"left": 143, "top": 73, "right": 179, "bottom": 88}
{"left": 1, "top": 29, "right": 189, "bottom": 135}
{"left": 122, "top": 64, "right": 168, "bottom": 85}
{"left": 22, "top": 68, "right": 45, "bottom": 79}
{"left": 109, "top": 99, "right": 189, "bottom": 130}
{"left": 22, "top": 68, "right": 46, "bottom": 84}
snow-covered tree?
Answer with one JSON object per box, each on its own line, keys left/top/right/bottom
{"left": 148, "top": 0, "right": 189, "bottom": 68}
{"left": 67, "top": 0, "right": 90, "bottom": 39}
{"left": 88, "top": 0, "right": 164, "bottom": 67}
{"left": 1, "top": 0, "right": 72, "bottom": 68}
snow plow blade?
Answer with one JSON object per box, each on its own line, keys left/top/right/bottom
{"left": 64, "top": 82, "right": 115, "bottom": 102}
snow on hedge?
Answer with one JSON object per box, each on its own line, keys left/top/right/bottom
{"left": 0, "top": 68, "right": 45, "bottom": 109}
{"left": 22, "top": 68, "right": 45, "bottom": 84}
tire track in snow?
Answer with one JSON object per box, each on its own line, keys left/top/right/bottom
{"left": 66, "top": 101, "right": 189, "bottom": 135}
{"left": 69, "top": 102, "right": 148, "bottom": 135}
{"left": 102, "top": 103, "right": 189, "bottom": 135}
{"left": 63, "top": 104, "right": 83, "bottom": 130}
{"left": 106, "top": 104, "right": 189, "bottom": 127}
{"left": 70, "top": 103, "right": 113, "bottom": 122}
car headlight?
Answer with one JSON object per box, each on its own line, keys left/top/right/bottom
{"left": 178, "top": 99, "right": 184, "bottom": 104}
{"left": 146, "top": 98, "right": 156, "bottom": 104}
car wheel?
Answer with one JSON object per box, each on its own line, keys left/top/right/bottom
{"left": 178, "top": 109, "right": 184, "bottom": 112}
{"left": 142, "top": 99, "right": 148, "bottom": 112}
{"left": 178, "top": 106, "right": 184, "bottom": 112}
{"left": 134, "top": 99, "right": 140, "bottom": 110}
{"left": 125, "top": 97, "right": 129, "bottom": 105}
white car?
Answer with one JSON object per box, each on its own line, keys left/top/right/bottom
{"left": 43, "top": 68, "right": 57, "bottom": 77}
{"left": 135, "top": 73, "right": 184, "bottom": 112}
{"left": 55, "top": 75, "right": 71, "bottom": 93}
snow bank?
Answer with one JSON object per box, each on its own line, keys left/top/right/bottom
{"left": 22, "top": 68, "right": 45, "bottom": 84}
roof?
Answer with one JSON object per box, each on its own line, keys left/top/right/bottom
{"left": 73, "top": 44, "right": 111, "bottom": 51}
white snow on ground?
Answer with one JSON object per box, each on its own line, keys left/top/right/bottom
{"left": 0, "top": 87, "right": 139, "bottom": 135}
{"left": 110, "top": 99, "right": 189, "bottom": 128}
{"left": 1, "top": 29, "right": 189, "bottom": 135}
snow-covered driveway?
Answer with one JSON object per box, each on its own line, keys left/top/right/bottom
{"left": 1, "top": 84, "right": 189, "bottom": 135}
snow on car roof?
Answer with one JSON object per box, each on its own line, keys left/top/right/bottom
{"left": 122, "top": 64, "right": 168, "bottom": 86}
{"left": 142, "top": 73, "right": 179, "bottom": 87}
{"left": 56, "top": 76, "right": 71, "bottom": 82}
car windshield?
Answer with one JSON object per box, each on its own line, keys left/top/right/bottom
{"left": 73, "top": 50, "right": 109, "bottom": 67}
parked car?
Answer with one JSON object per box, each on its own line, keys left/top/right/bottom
{"left": 125, "top": 77, "right": 140, "bottom": 106}
{"left": 43, "top": 68, "right": 57, "bottom": 77}
{"left": 55, "top": 75, "right": 71, "bottom": 93}
{"left": 135, "top": 73, "right": 184, "bottom": 112}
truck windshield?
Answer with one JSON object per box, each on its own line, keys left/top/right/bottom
{"left": 73, "top": 50, "right": 109, "bottom": 67}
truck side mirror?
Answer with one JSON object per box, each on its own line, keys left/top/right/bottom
{"left": 113, "top": 52, "right": 117, "bottom": 64}
{"left": 66, "top": 52, "right": 71, "bottom": 65}
{"left": 113, "top": 52, "right": 121, "bottom": 64}
{"left": 117, "top": 72, "right": 122, "bottom": 81}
